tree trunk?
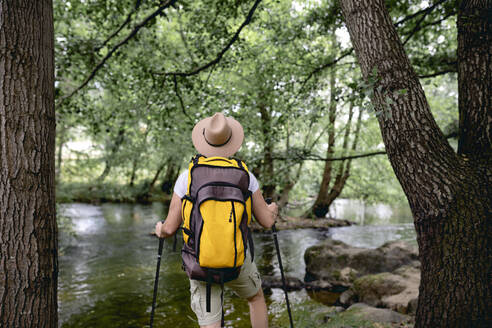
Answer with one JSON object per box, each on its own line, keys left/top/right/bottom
{"left": 0, "top": 1, "right": 58, "bottom": 327}
{"left": 98, "top": 126, "right": 126, "bottom": 182}
{"left": 56, "top": 124, "right": 67, "bottom": 183}
{"left": 259, "top": 103, "right": 275, "bottom": 199}
{"left": 129, "top": 157, "right": 138, "bottom": 187}
{"left": 457, "top": 0, "right": 492, "bottom": 163}
{"left": 325, "top": 103, "right": 362, "bottom": 210}
{"left": 340, "top": 0, "right": 491, "bottom": 327}
{"left": 310, "top": 66, "right": 338, "bottom": 217}
{"left": 149, "top": 162, "right": 166, "bottom": 192}
{"left": 161, "top": 160, "right": 180, "bottom": 194}
{"left": 277, "top": 162, "right": 303, "bottom": 208}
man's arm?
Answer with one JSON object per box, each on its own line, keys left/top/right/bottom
{"left": 252, "top": 189, "right": 278, "bottom": 229}
{"left": 155, "top": 192, "right": 182, "bottom": 238}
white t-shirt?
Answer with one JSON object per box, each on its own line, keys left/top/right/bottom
{"left": 173, "top": 170, "right": 259, "bottom": 198}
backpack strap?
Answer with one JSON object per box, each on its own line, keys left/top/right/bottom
{"left": 206, "top": 274, "right": 212, "bottom": 313}
{"left": 247, "top": 228, "right": 254, "bottom": 261}
{"left": 172, "top": 227, "right": 182, "bottom": 252}
{"left": 220, "top": 272, "right": 225, "bottom": 327}
{"left": 205, "top": 271, "right": 225, "bottom": 327}
{"left": 233, "top": 158, "right": 247, "bottom": 172}
{"left": 183, "top": 194, "right": 195, "bottom": 203}
{"left": 192, "top": 154, "right": 203, "bottom": 165}
{"left": 182, "top": 227, "right": 193, "bottom": 238}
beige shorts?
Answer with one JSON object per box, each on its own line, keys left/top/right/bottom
{"left": 189, "top": 251, "right": 262, "bottom": 326}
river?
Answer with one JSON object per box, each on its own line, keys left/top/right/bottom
{"left": 58, "top": 200, "right": 415, "bottom": 327}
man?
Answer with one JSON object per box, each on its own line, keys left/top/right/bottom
{"left": 155, "top": 112, "right": 278, "bottom": 328}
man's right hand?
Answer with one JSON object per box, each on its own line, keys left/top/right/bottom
{"left": 267, "top": 202, "right": 279, "bottom": 222}
{"left": 155, "top": 221, "right": 164, "bottom": 238}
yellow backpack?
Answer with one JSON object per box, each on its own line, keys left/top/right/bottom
{"left": 181, "top": 155, "right": 254, "bottom": 292}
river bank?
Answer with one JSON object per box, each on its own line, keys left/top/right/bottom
{"left": 56, "top": 181, "right": 171, "bottom": 204}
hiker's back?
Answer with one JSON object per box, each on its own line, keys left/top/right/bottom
{"left": 181, "top": 155, "right": 253, "bottom": 284}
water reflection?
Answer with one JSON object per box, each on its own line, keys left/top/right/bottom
{"left": 58, "top": 201, "right": 416, "bottom": 327}
{"left": 326, "top": 199, "right": 413, "bottom": 225}
{"left": 329, "top": 224, "right": 416, "bottom": 249}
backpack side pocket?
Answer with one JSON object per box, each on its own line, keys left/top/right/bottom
{"left": 182, "top": 197, "right": 193, "bottom": 244}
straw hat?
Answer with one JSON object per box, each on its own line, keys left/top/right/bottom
{"left": 191, "top": 112, "right": 244, "bottom": 157}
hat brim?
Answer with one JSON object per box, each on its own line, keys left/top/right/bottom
{"left": 191, "top": 116, "right": 244, "bottom": 157}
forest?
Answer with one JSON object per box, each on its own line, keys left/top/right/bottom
{"left": 1, "top": 0, "right": 490, "bottom": 327}
{"left": 53, "top": 0, "right": 459, "bottom": 215}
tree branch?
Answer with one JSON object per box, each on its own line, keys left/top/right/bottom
{"left": 402, "top": 8, "right": 456, "bottom": 45}
{"left": 299, "top": 1, "right": 452, "bottom": 86}
{"left": 57, "top": 0, "right": 178, "bottom": 108}
{"left": 173, "top": 75, "right": 193, "bottom": 122}
{"left": 297, "top": 151, "right": 388, "bottom": 162}
{"left": 155, "top": 0, "right": 263, "bottom": 77}
{"left": 299, "top": 49, "right": 353, "bottom": 91}
{"left": 418, "top": 67, "right": 456, "bottom": 78}
{"left": 95, "top": 0, "right": 142, "bottom": 52}
{"left": 394, "top": 0, "right": 449, "bottom": 27}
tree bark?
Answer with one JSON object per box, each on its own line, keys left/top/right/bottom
{"left": 340, "top": 0, "right": 491, "bottom": 327}
{"left": 0, "top": 1, "right": 58, "bottom": 327}
{"left": 457, "top": 1, "right": 492, "bottom": 163}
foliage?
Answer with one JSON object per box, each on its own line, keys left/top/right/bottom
{"left": 53, "top": 0, "right": 458, "bottom": 209}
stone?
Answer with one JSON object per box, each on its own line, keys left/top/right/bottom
{"left": 339, "top": 267, "right": 359, "bottom": 283}
{"left": 261, "top": 275, "right": 304, "bottom": 291}
{"left": 344, "top": 303, "right": 411, "bottom": 324}
{"left": 351, "top": 265, "right": 420, "bottom": 314}
{"left": 305, "top": 279, "right": 333, "bottom": 291}
{"left": 339, "top": 288, "right": 357, "bottom": 306}
{"left": 304, "top": 239, "right": 419, "bottom": 285}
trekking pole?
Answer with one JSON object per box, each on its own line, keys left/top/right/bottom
{"left": 266, "top": 198, "right": 294, "bottom": 328}
{"left": 150, "top": 234, "right": 165, "bottom": 328}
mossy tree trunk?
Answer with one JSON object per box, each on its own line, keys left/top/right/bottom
{"left": 0, "top": 0, "right": 58, "bottom": 326}
{"left": 340, "top": 0, "right": 491, "bottom": 327}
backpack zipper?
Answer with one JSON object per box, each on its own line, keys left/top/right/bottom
{"left": 203, "top": 158, "right": 233, "bottom": 164}
{"left": 232, "top": 201, "right": 237, "bottom": 268}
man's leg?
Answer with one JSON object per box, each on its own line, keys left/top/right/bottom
{"left": 247, "top": 288, "right": 268, "bottom": 328}
{"left": 190, "top": 280, "right": 223, "bottom": 327}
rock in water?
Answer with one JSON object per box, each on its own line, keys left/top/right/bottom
{"left": 343, "top": 303, "right": 411, "bottom": 324}
{"left": 304, "top": 239, "right": 419, "bottom": 285}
